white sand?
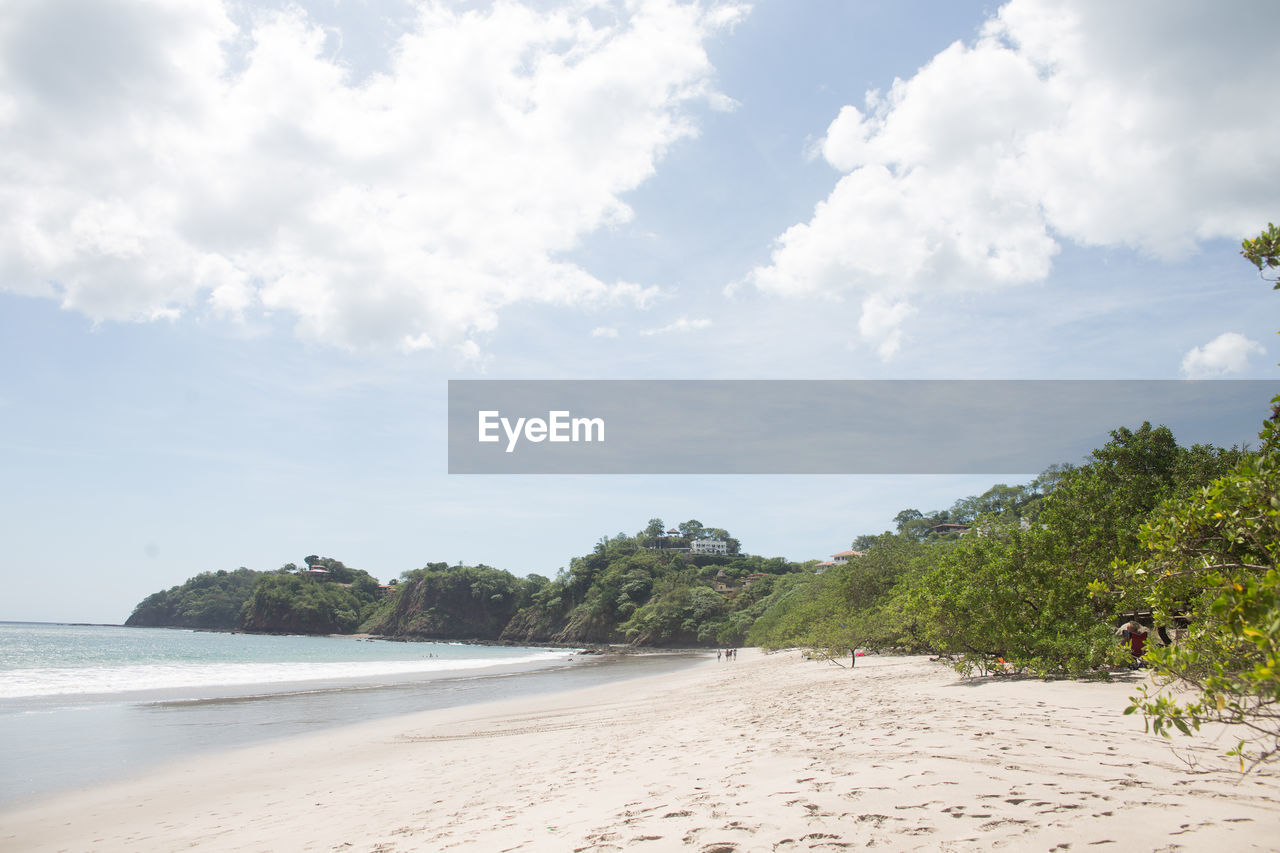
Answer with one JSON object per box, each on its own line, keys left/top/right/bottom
{"left": 3, "top": 650, "right": 1278, "bottom": 852}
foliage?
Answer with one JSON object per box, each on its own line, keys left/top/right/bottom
{"left": 500, "top": 523, "right": 802, "bottom": 646}
{"left": 746, "top": 572, "right": 829, "bottom": 649}
{"left": 914, "top": 424, "right": 1240, "bottom": 676}
{"left": 1241, "top": 222, "right": 1280, "bottom": 287}
{"left": 750, "top": 534, "right": 940, "bottom": 654}
{"left": 1112, "top": 225, "right": 1280, "bottom": 769}
{"left": 128, "top": 558, "right": 386, "bottom": 635}
{"left": 362, "top": 563, "right": 538, "bottom": 639}
{"left": 890, "top": 479, "right": 1054, "bottom": 543}
{"left": 749, "top": 429, "right": 1239, "bottom": 677}
{"left": 914, "top": 528, "right": 1121, "bottom": 677}
{"left": 1121, "top": 405, "right": 1280, "bottom": 770}
{"left": 125, "top": 568, "right": 263, "bottom": 629}
{"left": 622, "top": 573, "right": 727, "bottom": 645}
{"left": 238, "top": 559, "right": 384, "bottom": 635}
{"left": 297, "top": 555, "right": 368, "bottom": 584}
{"left": 635, "top": 518, "right": 740, "bottom": 554}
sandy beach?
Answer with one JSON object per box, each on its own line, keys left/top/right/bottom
{"left": 3, "top": 649, "right": 1278, "bottom": 852}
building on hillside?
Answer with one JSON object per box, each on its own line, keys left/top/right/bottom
{"left": 713, "top": 569, "right": 737, "bottom": 593}
{"left": 691, "top": 538, "right": 729, "bottom": 555}
{"left": 815, "top": 549, "right": 862, "bottom": 573}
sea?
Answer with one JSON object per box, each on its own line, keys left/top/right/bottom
{"left": 0, "top": 622, "right": 703, "bottom": 805}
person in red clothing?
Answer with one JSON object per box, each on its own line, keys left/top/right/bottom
{"left": 1119, "top": 620, "right": 1147, "bottom": 664}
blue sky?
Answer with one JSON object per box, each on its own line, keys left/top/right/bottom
{"left": 2, "top": 0, "right": 1277, "bottom": 623}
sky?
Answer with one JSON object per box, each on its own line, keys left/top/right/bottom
{"left": 2, "top": 0, "right": 1277, "bottom": 623}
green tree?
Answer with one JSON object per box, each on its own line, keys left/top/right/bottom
{"left": 239, "top": 572, "right": 377, "bottom": 634}
{"left": 125, "top": 568, "right": 264, "bottom": 629}
{"left": 1122, "top": 406, "right": 1280, "bottom": 769}
{"left": 914, "top": 424, "right": 1238, "bottom": 676}
{"left": 365, "top": 564, "right": 532, "bottom": 639}
{"left": 1118, "top": 230, "right": 1280, "bottom": 768}
{"left": 893, "top": 509, "right": 923, "bottom": 535}
{"left": 1241, "top": 222, "right": 1280, "bottom": 287}
{"left": 497, "top": 521, "right": 797, "bottom": 646}
{"left": 852, "top": 533, "right": 882, "bottom": 552}
{"left": 678, "top": 519, "right": 705, "bottom": 539}
{"left": 750, "top": 534, "right": 941, "bottom": 655}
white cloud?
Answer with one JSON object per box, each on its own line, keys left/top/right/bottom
{"left": 641, "top": 315, "right": 711, "bottom": 335}
{"left": 591, "top": 326, "right": 619, "bottom": 338}
{"left": 1181, "top": 332, "right": 1265, "bottom": 378}
{"left": 0, "top": 0, "right": 744, "bottom": 350}
{"left": 856, "top": 293, "right": 915, "bottom": 360}
{"left": 453, "top": 338, "right": 492, "bottom": 371}
{"left": 750, "top": 0, "right": 1280, "bottom": 359}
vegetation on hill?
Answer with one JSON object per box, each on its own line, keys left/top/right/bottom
{"left": 498, "top": 521, "right": 801, "bottom": 646}
{"left": 360, "top": 563, "right": 539, "bottom": 639}
{"left": 634, "top": 518, "right": 741, "bottom": 554}
{"left": 126, "top": 557, "right": 385, "bottom": 635}
{"left": 124, "top": 568, "right": 264, "bottom": 629}
{"left": 237, "top": 557, "right": 384, "bottom": 635}
{"left": 124, "top": 522, "right": 801, "bottom": 647}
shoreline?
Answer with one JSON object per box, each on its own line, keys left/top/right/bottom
{"left": 104, "top": 620, "right": 715, "bottom": 654}
{"left": 3, "top": 649, "right": 1278, "bottom": 851}
{"left": 0, "top": 646, "right": 705, "bottom": 807}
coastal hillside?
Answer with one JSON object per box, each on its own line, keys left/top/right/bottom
{"left": 359, "top": 520, "right": 796, "bottom": 646}
{"left": 125, "top": 557, "right": 385, "bottom": 635}
{"left": 497, "top": 529, "right": 803, "bottom": 646}
{"left": 123, "top": 521, "right": 802, "bottom": 646}
{"left": 125, "top": 568, "right": 263, "bottom": 629}
{"left": 359, "top": 563, "right": 537, "bottom": 640}
{"left": 237, "top": 560, "right": 384, "bottom": 635}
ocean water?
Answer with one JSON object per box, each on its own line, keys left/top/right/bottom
{"left": 0, "top": 622, "right": 572, "bottom": 700}
{"left": 0, "top": 622, "right": 703, "bottom": 805}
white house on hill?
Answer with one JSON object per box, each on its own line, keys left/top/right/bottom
{"left": 691, "top": 538, "right": 729, "bottom": 555}
{"left": 816, "top": 549, "right": 862, "bottom": 573}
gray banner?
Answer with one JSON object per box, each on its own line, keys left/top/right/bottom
{"left": 447, "top": 380, "right": 1278, "bottom": 474}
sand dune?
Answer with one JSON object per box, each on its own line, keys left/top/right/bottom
{"left": 3, "top": 649, "right": 1278, "bottom": 851}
